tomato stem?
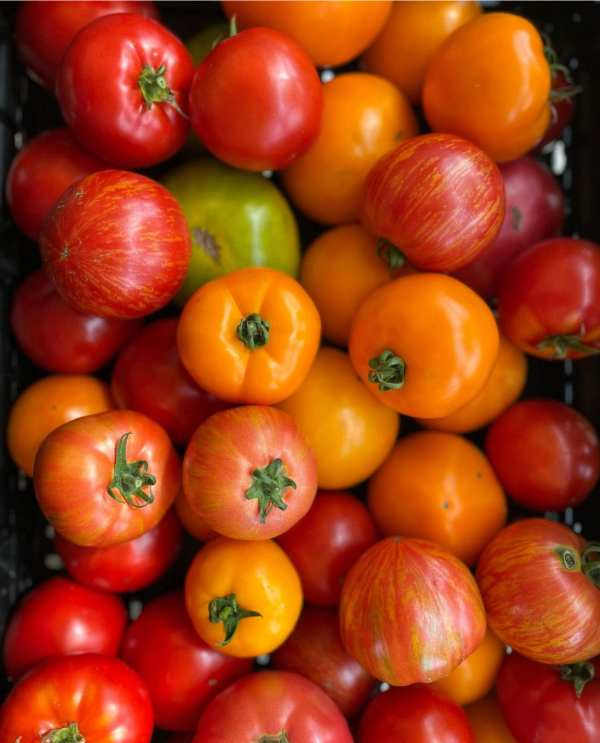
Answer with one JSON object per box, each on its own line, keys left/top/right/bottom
{"left": 536, "top": 326, "right": 600, "bottom": 359}
{"left": 40, "top": 722, "right": 85, "bottom": 743}
{"left": 582, "top": 542, "right": 600, "bottom": 588}
{"left": 376, "top": 238, "right": 406, "bottom": 272}
{"left": 256, "top": 733, "right": 289, "bottom": 743}
{"left": 510, "top": 206, "right": 522, "bottom": 232}
{"left": 245, "top": 458, "right": 296, "bottom": 524}
{"left": 138, "top": 63, "right": 189, "bottom": 119}
{"left": 554, "top": 545, "right": 580, "bottom": 571}
{"left": 543, "top": 38, "right": 583, "bottom": 97}
{"left": 560, "top": 661, "right": 595, "bottom": 697}
{"left": 107, "top": 432, "right": 156, "bottom": 508}
{"left": 368, "top": 350, "right": 405, "bottom": 392}
{"left": 209, "top": 593, "right": 262, "bottom": 647}
{"left": 237, "top": 313, "right": 270, "bottom": 350}
{"left": 229, "top": 14, "right": 238, "bottom": 37}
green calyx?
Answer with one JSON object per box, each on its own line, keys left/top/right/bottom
{"left": 237, "top": 313, "right": 270, "bottom": 350}
{"left": 138, "top": 64, "right": 188, "bottom": 118}
{"left": 40, "top": 722, "right": 85, "bottom": 743}
{"left": 256, "top": 733, "right": 289, "bottom": 743}
{"left": 582, "top": 542, "right": 600, "bottom": 588}
{"left": 554, "top": 545, "right": 581, "bottom": 571}
{"left": 107, "top": 432, "right": 156, "bottom": 508}
{"left": 376, "top": 238, "right": 406, "bottom": 272}
{"left": 208, "top": 593, "right": 262, "bottom": 647}
{"left": 368, "top": 350, "right": 405, "bottom": 392}
{"left": 245, "top": 459, "right": 296, "bottom": 524}
{"left": 560, "top": 661, "right": 596, "bottom": 698}
{"left": 536, "top": 326, "right": 600, "bottom": 359}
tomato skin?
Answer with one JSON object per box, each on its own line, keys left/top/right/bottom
{"left": 476, "top": 519, "right": 600, "bottom": 664}
{"left": 40, "top": 170, "right": 191, "bottom": 319}
{"left": 0, "top": 653, "right": 154, "bottom": 743}
{"left": 33, "top": 410, "right": 181, "bottom": 547}
{"left": 175, "top": 488, "right": 219, "bottom": 543}
{"left": 464, "top": 694, "right": 518, "bottom": 743}
{"left": 182, "top": 406, "right": 318, "bottom": 541}
{"left": 532, "top": 70, "right": 577, "bottom": 152}
{"left": 340, "top": 536, "right": 486, "bottom": 686}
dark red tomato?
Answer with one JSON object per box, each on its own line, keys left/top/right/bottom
{"left": 271, "top": 604, "right": 378, "bottom": 718}
{"left": 193, "top": 671, "right": 354, "bottom": 743}
{"left": 10, "top": 269, "right": 143, "bottom": 374}
{"left": 485, "top": 399, "right": 600, "bottom": 512}
{"left": 111, "top": 319, "right": 233, "bottom": 445}
{"left": 0, "top": 653, "right": 154, "bottom": 743}
{"left": 357, "top": 686, "right": 475, "bottom": 743}
{"left": 39, "top": 170, "right": 191, "bottom": 319}
{"left": 361, "top": 133, "right": 505, "bottom": 272}
{"left": 54, "top": 507, "right": 183, "bottom": 593}
{"left": 497, "top": 237, "right": 600, "bottom": 359}
{"left": 189, "top": 27, "right": 323, "bottom": 171}
{"left": 276, "top": 490, "right": 378, "bottom": 606}
{"left": 452, "top": 157, "right": 565, "bottom": 300}
{"left": 1, "top": 576, "right": 127, "bottom": 682}
{"left": 121, "top": 591, "right": 252, "bottom": 732}
{"left": 167, "top": 735, "right": 195, "bottom": 743}
{"left": 497, "top": 652, "right": 600, "bottom": 743}
{"left": 533, "top": 70, "right": 577, "bottom": 152}
{"left": 56, "top": 13, "right": 193, "bottom": 169}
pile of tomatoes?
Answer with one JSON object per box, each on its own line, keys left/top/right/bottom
{"left": 1, "top": 1, "right": 599, "bottom": 742}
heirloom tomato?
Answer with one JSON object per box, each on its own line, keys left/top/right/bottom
{"left": 464, "top": 694, "right": 518, "bottom": 743}
{"left": 174, "top": 489, "right": 218, "bottom": 543}
{"left": 534, "top": 69, "right": 578, "bottom": 151}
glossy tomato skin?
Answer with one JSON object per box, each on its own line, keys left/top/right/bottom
{"left": 40, "top": 170, "right": 191, "bottom": 319}
{"left": 0, "top": 653, "right": 154, "bottom": 743}
{"left": 476, "top": 519, "right": 600, "bottom": 664}
{"left": 361, "top": 133, "right": 504, "bottom": 272}
{"left": 2, "top": 576, "right": 128, "bottom": 682}
{"left": 182, "top": 406, "right": 318, "bottom": 540}
{"left": 56, "top": 13, "right": 193, "bottom": 169}
{"left": 193, "top": 670, "right": 353, "bottom": 743}
{"left": 54, "top": 507, "right": 182, "bottom": 593}
{"left": 33, "top": 410, "right": 181, "bottom": 547}
{"left": 189, "top": 28, "right": 322, "bottom": 172}
{"left": 121, "top": 592, "right": 253, "bottom": 732}
{"left": 340, "top": 536, "right": 486, "bottom": 686}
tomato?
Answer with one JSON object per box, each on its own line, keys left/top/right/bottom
{"left": 174, "top": 488, "right": 218, "bottom": 543}
{"left": 160, "top": 158, "right": 300, "bottom": 306}
{"left": 362, "top": 1, "right": 482, "bottom": 104}
{"left": 56, "top": 13, "right": 193, "bottom": 169}
{"left": 222, "top": 1, "right": 392, "bottom": 68}
{"left": 0, "top": 654, "right": 153, "bottom": 743}
{"left": 476, "top": 518, "right": 600, "bottom": 664}
{"left": 33, "top": 410, "right": 181, "bottom": 547}
{"left": 54, "top": 507, "right": 183, "bottom": 593}
{"left": 193, "top": 670, "right": 353, "bottom": 743}
{"left": 40, "top": 170, "right": 191, "bottom": 319}
{"left": 6, "top": 373, "right": 114, "bottom": 477}
{"left": 185, "top": 537, "right": 302, "bottom": 658}
{"left": 348, "top": 273, "right": 499, "bottom": 418}
{"left": 485, "top": 399, "right": 600, "bottom": 512}
{"left": 182, "top": 406, "right": 318, "bottom": 540}
{"left": 452, "top": 156, "right": 566, "bottom": 301}
{"left": 280, "top": 72, "right": 418, "bottom": 225}
{"left": 368, "top": 431, "right": 507, "bottom": 567}
{"left": 10, "top": 269, "right": 143, "bottom": 374}
{"left": 533, "top": 69, "right": 578, "bottom": 152}
{"left": 177, "top": 267, "right": 321, "bottom": 405}
{"left": 275, "top": 347, "right": 399, "bottom": 490}
{"left": 417, "top": 332, "right": 528, "bottom": 435}
{"left": 423, "top": 13, "right": 551, "bottom": 162}
{"left": 340, "top": 536, "right": 486, "bottom": 685}
{"left": 2, "top": 576, "right": 127, "bottom": 682}
{"left": 464, "top": 694, "right": 518, "bottom": 743}
{"left": 276, "top": 490, "right": 378, "bottom": 606}
{"left": 121, "top": 591, "right": 252, "bottom": 731}
{"left": 361, "top": 133, "right": 504, "bottom": 272}
{"left": 111, "top": 319, "right": 233, "bottom": 446}
{"left": 497, "top": 237, "right": 600, "bottom": 359}
{"left": 357, "top": 685, "right": 475, "bottom": 743}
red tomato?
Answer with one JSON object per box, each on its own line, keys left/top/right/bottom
{"left": 183, "top": 406, "right": 318, "bottom": 540}
{"left": 56, "top": 13, "right": 193, "bottom": 169}
{"left": 121, "top": 592, "right": 252, "bottom": 732}
{"left": 276, "top": 490, "right": 378, "bottom": 606}
{"left": 361, "top": 133, "right": 505, "bottom": 272}
{"left": 54, "top": 507, "right": 183, "bottom": 593}
{"left": 533, "top": 70, "right": 578, "bottom": 152}
{"left": 33, "top": 410, "right": 181, "bottom": 547}
{"left": 39, "top": 170, "right": 191, "bottom": 319}
{"left": 0, "top": 653, "right": 154, "bottom": 743}
{"left": 189, "top": 27, "right": 323, "bottom": 171}
{"left": 1, "top": 576, "right": 127, "bottom": 682}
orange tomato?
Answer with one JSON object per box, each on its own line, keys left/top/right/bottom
{"left": 221, "top": 1, "right": 393, "bottom": 69}
{"left": 280, "top": 72, "right": 418, "bottom": 225}
{"left": 174, "top": 488, "right": 218, "bottom": 543}
{"left": 423, "top": 13, "right": 551, "bottom": 162}
{"left": 417, "top": 332, "right": 528, "bottom": 434}
{"left": 367, "top": 431, "right": 507, "bottom": 567}
{"left": 6, "top": 374, "right": 114, "bottom": 477}
{"left": 465, "top": 693, "right": 519, "bottom": 743}
{"left": 362, "top": 1, "right": 482, "bottom": 104}
{"left": 177, "top": 267, "right": 321, "bottom": 405}
{"left": 275, "top": 347, "right": 399, "bottom": 490}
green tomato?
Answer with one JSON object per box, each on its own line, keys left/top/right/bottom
{"left": 161, "top": 159, "right": 301, "bottom": 306}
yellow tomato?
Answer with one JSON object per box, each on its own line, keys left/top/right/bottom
{"left": 465, "top": 693, "right": 519, "bottom": 743}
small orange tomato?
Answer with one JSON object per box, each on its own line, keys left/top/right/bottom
{"left": 362, "top": 1, "right": 482, "bottom": 104}
{"left": 6, "top": 374, "right": 114, "bottom": 477}
{"left": 185, "top": 537, "right": 303, "bottom": 658}
{"left": 423, "top": 13, "right": 551, "bottom": 162}
{"left": 177, "top": 267, "right": 321, "bottom": 405}
{"left": 275, "top": 347, "right": 399, "bottom": 490}
{"left": 280, "top": 72, "right": 418, "bottom": 225}
{"left": 174, "top": 489, "right": 218, "bottom": 543}
{"left": 417, "top": 332, "right": 527, "bottom": 434}
{"left": 349, "top": 273, "right": 499, "bottom": 418}
{"left": 465, "top": 693, "right": 519, "bottom": 743}
{"left": 367, "top": 431, "right": 507, "bottom": 567}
